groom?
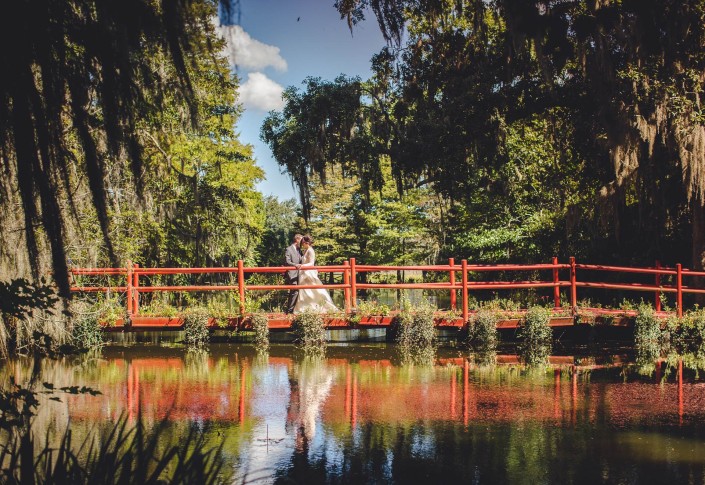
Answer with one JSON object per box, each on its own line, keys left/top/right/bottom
{"left": 284, "top": 233, "right": 303, "bottom": 314}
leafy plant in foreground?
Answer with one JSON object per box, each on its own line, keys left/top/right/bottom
{"left": 0, "top": 415, "right": 226, "bottom": 484}
{"left": 71, "top": 314, "right": 104, "bottom": 351}
{"left": 518, "top": 306, "right": 553, "bottom": 366}
{"left": 393, "top": 299, "right": 436, "bottom": 366}
{"left": 292, "top": 311, "right": 326, "bottom": 354}
{"left": 251, "top": 312, "right": 270, "bottom": 352}
{"left": 182, "top": 308, "right": 210, "bottom": 348}
{"left": 468, "top": 309, "right": 499, "bottom": 352}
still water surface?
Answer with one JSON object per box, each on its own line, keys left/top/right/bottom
{"left": 6, "top": 345, "right": 705, "bottom": 484}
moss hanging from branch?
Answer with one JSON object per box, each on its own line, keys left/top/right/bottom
{"left": 0, "top": 0, "right": 211, "bottom": 296}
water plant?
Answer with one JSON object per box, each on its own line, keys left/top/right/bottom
{"left": 182, "top": 308, "right": 210, "bottom": 348}
{"left": 468, "top": 309, "right": 499, "bottom": 351}
{"left": 292, "top": 310, "right": 326, "bottom": 353}
{"left": 71, "top": 313, "right": 104, "bottom": 351}
{"left": 393, "top": 300, "right": 436, "bottom": 365}
{"left": 348, "top": 300, "right": 391, "bottom": 325}
{"left": 251, "top": 312, "right": 270, "bottom": 352}
{"left": 634, "top": 303, "right": 662, "bottom": 362}
{"left": 139, "top": 299, "right": 179, "bottom": 318}
{"left": 356, "top": 300, "right": 391, "bottom": 318}
{"left": 518, "top": 306, "right": 553, "bottom": 366}
{"left": 0, "top": 414, "right": 226, "bottom": 484}
{"left": 472, "top": 349, "right": 497, "bottom": 367}
{"left": 206, "top": 299, "right": 238, "bottom": 328}
{"left": 677, "top": 309, "right": 705, "bottom": 349}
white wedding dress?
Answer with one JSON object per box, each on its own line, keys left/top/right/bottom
{"left": 293, "top": 247, "right": 338, "bottom": 313}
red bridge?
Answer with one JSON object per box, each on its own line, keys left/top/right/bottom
{"left": 70, "top": 257, "right": 705, "bottom": 330}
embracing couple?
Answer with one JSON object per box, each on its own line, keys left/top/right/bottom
{"left": 284, "top": 234, "right": 338, "bottom": 314}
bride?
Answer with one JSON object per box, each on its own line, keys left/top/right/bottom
{"left": 294, "top": 235, "right": 338, "bottom": 313}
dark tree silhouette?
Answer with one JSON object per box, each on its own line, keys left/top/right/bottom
{"left": 0, "top": 0, "right": 209, "bottom": 296}
{"left": 335, "top": 0, "right": 705, "bottom": 269}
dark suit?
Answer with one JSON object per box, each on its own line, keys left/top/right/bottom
{"left": 284, "top": 243, "right": 302, "bottom": 313}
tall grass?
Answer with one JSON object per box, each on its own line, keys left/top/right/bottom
{"left": 0, "top": 372, "right": 226, "bottom": 483}
{"left": 0, "top": 416, "right": 226, "bottom": 484}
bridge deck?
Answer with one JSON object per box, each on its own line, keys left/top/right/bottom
{"left": 102, "top": 312, "right": 622, "bottom": 331}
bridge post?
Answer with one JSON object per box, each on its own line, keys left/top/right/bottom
{"left": 449, "top": 258, "right": 457, "bottom": 310}
{"left": 238, "top": 260, "right": 245, "bottom": 315}
{"left": 676, "top": 263, "right": 683, "bottom": 318}
{"left": 462, "top": 359, "right": 469, "bottom": 426}
{"left": 126, "top": 260, "right": 133, "bottom": 315}
{"left": 552, "top": 257, "right": 560, "bottom": 309}
{"left": 569, "top": 257, "right": 577, "bottom": 316}
{"left": 655, "top": 260, "right": 661, "bottom": 312}
{"left": 133, "top": 263, "right": 140, "bottom": 315}
{"left": 350, "top": 258, "right": 357, "bottom": 309}
{"left": 343, "top": 261, "right": 351, "bottom": 313}
{"left": 461, "top": 259, "right": 468, "bottom": 323}
{"left": 678, "top": 358, "right": 683, "bottom": 425}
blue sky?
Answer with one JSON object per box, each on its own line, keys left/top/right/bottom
{"left": 218, "top": 0, "right": 387, "bottom": 201}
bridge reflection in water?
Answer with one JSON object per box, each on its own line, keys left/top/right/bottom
{"left": 7, "top": 345, "right": 705, "bottom": 483}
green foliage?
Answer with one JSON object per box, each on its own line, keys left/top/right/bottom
{"left": 519, "top": 307, "right": 553, "bottom": 345}
{"left": 62, "top": 0, "right": 266, "bottom": 286}
{"left": 0, "top": 279, "right": 61, "bottom": 355}
{"left": 261, "top": 75, "right": 366, "bottom": 221}
{"left": 182, "top": 308, "right": 210, "bottom": 348}
{"left": 292, "top": 311, "right": 327, "bottom": 353}
{"left": 634, "top": 304, "right": 662, "bottom": 361}
{"left": 469, "top": 309, "right": 499, "bottom": 351}
{"left": 206, "top": 299, "right": 237, "bottom": 328}
{"left": 668, "top": 310, "right": 705, "bottom": 355}
{"left": 0, "top": 279, "right": 58, "bottom": 323}
{"left": 242, "top": 274, "right": 285, "bottom": 314}
{"left": 518, "top": 307, "right": 553, "bottom": 366}
{"left": 139, "top": 299, "right": 180, "bottom": 318}
{"left": 0, "top": 0, "right": 218, "bottom": 297}
{"left": 472, "top": 349, "right": 497, "bottom": 368}
{"left": 258, "top": 197, "right": 300, "bottom": 267}
{"left": 68, "top": 295, "right": 121, "bottom": 351}
{"left": 356, "top": 300, "right": 391, "bottom": 317}
{"left": 478, "top": 298, "right": 523, "bottom": 316}
{"left": 0, "top": 415, "right": 225, "bottom": 484}
{"left": 327, "top": 1, "right": 705, "bottom": 273}
{"left": 619, "top": 299, "right": 637, "bottom": 311}
{"left": 0, "top": 379, "right": 100, "bottom": 434}
{"left": 263, "top": 84, "right": 443, "bottom": 266}
{"left": 393, "top": 302, "right": 436, "bottom": 365}
{"left": 251, "top": 312, "right": 270, "bottom": 352}
{"left": 71, "top": 314, "right": 104, "bottom": 351}
{"left": 78, "top": 295, "right": 124, "bottom": 327}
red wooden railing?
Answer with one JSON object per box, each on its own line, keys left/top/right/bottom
{"left": 70, "top": 257, "right": 705, "bottom": 321}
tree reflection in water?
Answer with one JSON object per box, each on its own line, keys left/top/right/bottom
{"left": 3, "top": 345, "right": 705, "bottom": 484}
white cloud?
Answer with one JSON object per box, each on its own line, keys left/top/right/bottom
{"left": 238, "top": 72, "right": 285, "bottom": 111}
{"left": 217, "top": 24, "right": 287, "bottom": 72}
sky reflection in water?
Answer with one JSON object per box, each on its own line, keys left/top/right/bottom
{"left": 5, "top": 344, "right": 705, "bottom": 484}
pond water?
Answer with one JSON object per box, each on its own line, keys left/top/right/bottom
{"left": 4, "top": 344, "right": 705, "bottom": 484}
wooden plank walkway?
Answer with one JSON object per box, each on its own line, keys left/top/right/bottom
{"left": 101, "top": 313, "right": 613, "bottom": 331}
